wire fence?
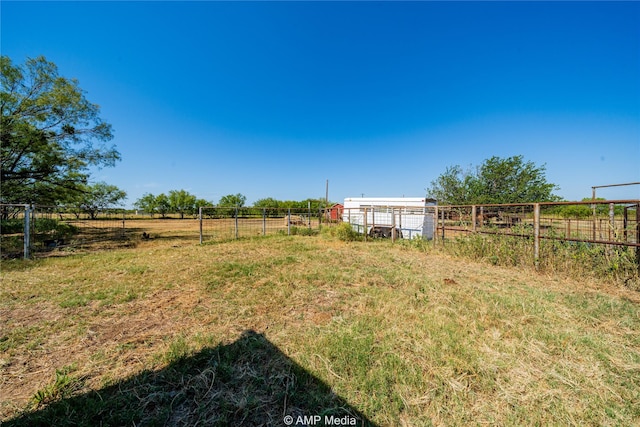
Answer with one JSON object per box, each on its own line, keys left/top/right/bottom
{"left": 1, "top": 204, "right": 127, "bottom": 259}
{"left": 199, "top": 207, "right": 325, "bottom": 243}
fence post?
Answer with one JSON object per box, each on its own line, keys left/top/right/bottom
{"left": 533, "top": 203, "right": 540, "bottom": 269}
{"left": 636, "top": 203, "right": 640, "bottom": 271}
{"left": 391, "top": 208, "right": 397, "bottom": 243}
{"left": 471, "top": 205, "right": 477, "bottom": 232}
{"left": 592, "top": 189, "right": 597, "bottom": 241}
{"left": 23, "top": 204, "right": 31, "bottom": 259}
{"left": 308, "top": 201, "right": 312, "bottom": 229}
{"left": 363, "top": 207, "right": 368, "bottom": 241}
{"left": 434, "top": 205, "right": 439, "bottom": 245}
{"left": 235, "top": 206, "right": 239, "bottom": 239}
{"left": 287, "top": 208, "right": 291, "bottom": 236}
{"left": 263, "top": 208, "right": 267, "bottom": 236}
{"left": 371, "top": 207, "right": 375, "bottom": 235}
{"left": 609, "top": 203, "right": 615, "bottom": 241}
{"left": 199, "top": 207, "right": 203, "bottom": 244}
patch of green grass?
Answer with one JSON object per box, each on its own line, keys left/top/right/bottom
{"left": 0, "top": 324, "right": 49, "bottom": 353}
{"left": 163, "top": 335, "right": 192, "bottom": 364}
{"left": 59, "top": 295, "right": 90, "bottom": 308}
{"left": 31, "top": 364, "right": 83, "bottom": 408}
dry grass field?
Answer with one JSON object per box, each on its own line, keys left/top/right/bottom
{"left": 1, "top": 231, "right": 639, "bottom": 426}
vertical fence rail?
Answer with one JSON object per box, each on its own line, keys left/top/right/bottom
{"left": 533, "top": 203, "right": 540, "bottom": 269}
{"left": 23, "top": 205, "right": 31, "bottom": 259}
{"left": 391, "top": 208, "right": 396, "bottom": 243}
{"left": 636, "top": 203, "right": 640, "bottom": 267}
{"left": 263, "top": 209, "right": 267, "bottom": 236}
{"left": 363, "top": 208, "right": 368, "bottom": 242}
{"left": 235, "top": 207, "right": 239, "bottom": 239}
{"left": 199, "top": 207, "right": 203, "bottom": 245}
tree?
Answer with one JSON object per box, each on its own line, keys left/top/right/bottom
{"left": 133, "top": 193, "right": 158, "bottom": 217}
{"left": 425, "top": 165, "right": 472, "bottom": 205}
{"left": 168, "top": 189, "right": 196, "bottom": 219}
{"left": 254, "top": 197, "right": 280, "bottom": 209}
{"left": 1, "top": 56, "right": 118, "bottom": 204}
{"left": 155, "top": 193, "right": 171, "bottom": 218}
{"left": 218, "top": 193, "right": 246, "bottom": 217}
{"left": 218, "top": 193, "right": 246, "bottom": 208}
{"left": 76, "top": 182, "right": 126, "bottom": 219}
{"left": 426, "top": 155, "right": 559, "bottom": 205}
{"left": 194, "top": 198, "right": 212, "bottom": 217}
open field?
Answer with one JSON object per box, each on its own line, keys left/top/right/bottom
{"left": 1, "top": 234, "right": 639, "bottom": 426}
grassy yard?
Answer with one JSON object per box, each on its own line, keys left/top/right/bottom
{"left": 1, "top": 233, "right": 639, "bottom": 426}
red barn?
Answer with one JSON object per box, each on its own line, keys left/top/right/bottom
{"left": 324, "top": 203, "right": 344, "bottom": 222}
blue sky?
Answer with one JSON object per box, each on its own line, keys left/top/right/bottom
{"left": 2, "top": 1, "right": 639, "bottom": 206}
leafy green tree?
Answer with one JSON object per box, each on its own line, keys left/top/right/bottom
{"left": 194, "top": 198, "right": 212, "bottom": 217}
{"left": 155, "top": 193, "right": 171, "bottom": 218}
{"left": 254, "top": 197, "right": 280, "bottom": 217}
{"left": 218, "top": 193, "right": 246, "bottom": 218}
{"left": 218, "top": 193, "right": 246, "bottom": 208}
{"left": 77, "top": 182, "right": 126, "bottom": 219}
{"left": 168, "top": 189, "right": 197, "bottom": 219}
{"left": 254, "top": 197, "right": 280, "bottom": 209}
{"left": 133, "top": 193, "right": 159, "bottom": 217}
{"left": 425, "top": 165, "right": 472, "bottom": 205}
{"left": 427, "top": 155, "right": 559, "bottom": 204}
{"left": 1, "top": 56, "right": 118, "bottom": 205}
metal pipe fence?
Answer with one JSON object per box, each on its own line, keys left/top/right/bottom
{"left": 342, "top": 199, "right": 639, "bottom": 270}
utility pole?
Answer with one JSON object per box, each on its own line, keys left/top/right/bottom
{"left": 325, "top": 179, "right": 329, "bottom": 205}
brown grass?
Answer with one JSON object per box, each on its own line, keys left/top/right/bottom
{"left": 1, "top": 234, "right": 639, "bottom": 425}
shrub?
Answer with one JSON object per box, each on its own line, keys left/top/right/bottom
{"left": 1, "top": 218, "right": 24, "bottom": 234}
{"left": 34, "top": 218, "right": 78, "bottom": 236}
{"left": 329, "top": 222, "right": 360, "bottom": 242}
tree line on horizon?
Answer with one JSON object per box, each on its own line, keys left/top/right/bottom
{"left": 133, "top": 192, "right": 331, "bottom": 219}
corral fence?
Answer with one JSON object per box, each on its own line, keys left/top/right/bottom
{"left": 343, "top": 199, "right": 640, "bottom": 270}
{"left": 5, "top": 200, "right": 638, "bottom": 272}
{"left": 1, "top": 204, "right": 127, "bottom": 259}
{"left": 199, "top": 206, "right": 326, "bottom": 243}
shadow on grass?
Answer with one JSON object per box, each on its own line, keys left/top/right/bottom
{"left": 4, "top": 330, "right": 376, "bottom": 427}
